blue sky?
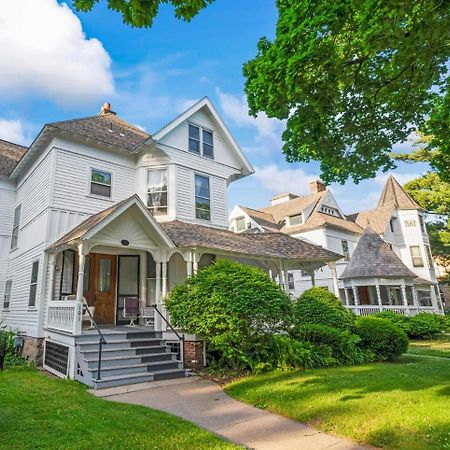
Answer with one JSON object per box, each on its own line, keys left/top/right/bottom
{"left": 0, "top": 0, "right": 428, "bottom": 214}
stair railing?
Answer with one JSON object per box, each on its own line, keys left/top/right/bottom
{"left": 83, "top": 305, "right": 107, "bottom": 381}
{"left": 151, "top": 305, "right": 185, "bottom": 369}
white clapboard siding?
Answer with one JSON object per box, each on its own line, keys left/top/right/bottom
{"left": 0, "top": 179, "right": 16, "bottom": 237}
{"left": 52, "top": 147, "right": 137, "bottom": 214}
{"left": 175, "top": 165, "right": 195, "bottom": 222}
{"left": 211, "top": 176, "right": 228, "bottom": 227}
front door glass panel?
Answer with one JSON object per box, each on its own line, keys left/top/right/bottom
{"left": 98, "top": 258, "right": 112, "bottom": 293}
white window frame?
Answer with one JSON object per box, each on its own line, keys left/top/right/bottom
{"left": 194, "top": 174, "right": 211, "bottom": 221}
{"left": 28, "top": 259, "right": 40, "bottom": 308}
{"left": 409, "top": 246, "right": 424, "bottom": 268}
{"left": 3, "top": 279, "right": 12, "bottom": 310}
{"left": 10, "top": 204, "right": 21, "bottom": 250}
{"left": 288, "top": 213, "right": 303, "bottom": 226}
{"left": 341, "top": 240, "right": 350, "bottom": 262}
{"left": 235, "top": 217, "right": 246, "bottom": 232}
{"left": 419, "top": 215, "right": 426, "bottom": 234}
{"left": 147, "top": 167, "right": 169, "bottom": 216}
{"left": 425, "top": 245, "right": 434, "bottom": 270}
{"left": 188, "top": 122, "right": 214, "bottom": 159}
{"left": 89, "top": 168, "right": 113, "bottom": 199}
{"left": 287, "top": 272, "right": 295, "bottom": 290}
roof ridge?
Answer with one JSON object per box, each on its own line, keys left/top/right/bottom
{"left": 0, "top": 137, "right": 27, "bottom": 149}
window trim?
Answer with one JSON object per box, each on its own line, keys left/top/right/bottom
{"left": 59, "top": 249, "right": 76, "bottom": 300}
{"left": 10, "top": 203, "right": 21, "bottom": 251}
{"left": 147, "top": 167, "right": 169, "bottom": 216}
{"left": 89, "top": 167, "right": 113, "bottom": 199}
{"left": 28, "top": 259, "right": 40, "bottom": 308}
{"left": 3, "top": 279, "right": 12, "bottom": 310}
{"left": 425, "top": 245, "right": 434, "bottom": 270}
{"left": 194, "top": 173, "right": 211, "bottom": 221}
{"left": 235, "top": 216, "right": 246, "bottom": 232}
{"left": 188, "top": 122, "right": 214, "bottom": 159}
{"left": 287, "top": 272, "right": 295, "bottom": 290}
{"left": 409, "top": 245, "right": 424, "bottom": 268}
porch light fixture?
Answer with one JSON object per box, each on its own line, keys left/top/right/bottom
{"left": 121, "top": 239, "right": 130, "bottom": 246}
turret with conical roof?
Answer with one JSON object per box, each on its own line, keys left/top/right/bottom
{"left": 377, "top": 175, "right": 424, "bottom": 211}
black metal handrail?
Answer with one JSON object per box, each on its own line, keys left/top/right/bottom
{"left": 83, "top": 304, "right": 107, "bottom": 381}
{"left": 151, "top": 305, "right": 185, "bottom": 369}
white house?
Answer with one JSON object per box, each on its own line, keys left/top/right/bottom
{"left": 229, "top": 178, "right": 444, "bottom": 315}
{"left": 0, "top": 99, "right": 340, "bottom": 388}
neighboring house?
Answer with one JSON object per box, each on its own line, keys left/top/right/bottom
{"left": 230, "top": 177, "right": 444, "bottom": 315}
{"left": 0, "top": 99, "right": 340, "bottom": 388}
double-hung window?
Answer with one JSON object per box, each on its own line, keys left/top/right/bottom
{"left": 28, "top": 260, "right": 39, "bottom": 307}
{"left": 287, "top": 273, "right": 295, "bottom": 290}
{"left": 188, "top": 124, "right": 214, "bottom": 159}
{"left": 341, "top": 240, "right": 350, "bottom": 261}
{"left": 147, "top": 168, "right": 168, "bottom": 215}
{"left": 426, "top": 245, "right": 434, "bottom": 270}
{"left": 60, "top": 250, "right": 76, "bottom": 299}
{"left": 11, "top": 204, "right": 21, "bottom": 250}
{"left": 195, "top": 175, "right": 211, "bottom": 220}
{"left": 410, "top": 246, "right": 424, "bottom": 267}
{"left": 3, "top": 279, "right": 12, "bottom": 309}
{"left": 90, "top": 169, "right": 112, "bottom": 198}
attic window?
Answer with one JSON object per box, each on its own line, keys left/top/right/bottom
{"left": 188, "top": 123, "right": 214, "bottom": 159}
{"left": 288, "top": 214, "right": 303, "bottom": 226}
{"left": 235, "top": 217, "right": 246, "bottom": 232}
{"left": 320, "top": 206, "right": 339, "bottom": 216}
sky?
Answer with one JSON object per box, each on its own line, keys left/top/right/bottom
{"left": 0, "top": 0, "right": 430, "bottom": 214}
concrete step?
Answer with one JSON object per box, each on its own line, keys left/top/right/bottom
{"left": 85, "top": 352, "right": 175, "bottom": 369}
{"left": 76, "top": 329, "right": 160, "bottom": 344}
{"left": 79, "top": 338, "right": 163, "bottom": 352}
{"left": 87, "top": 360, "right": 181, "bottom": 378}
{"left": 83, "top": 345, "right": 165, "bottom": 359}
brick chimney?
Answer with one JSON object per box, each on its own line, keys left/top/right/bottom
{"left": 309, "top": 180, "right": 327, "bottom": 194}
{"left": 99, "top": 102, "right": 116, "bottom": 116}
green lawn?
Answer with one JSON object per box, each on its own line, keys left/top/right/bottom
{"left": 0, "top": 367, "right": 239, "bottom": 450}
{"left": 226, "top": 357, "right": 450, "bottom": 450}
{"left": 407, "top": 335, "right": 450, "bottom": 359}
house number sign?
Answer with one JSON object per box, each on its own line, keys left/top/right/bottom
{"left": 404, "top": 219, "right": 416, "bottom": 227}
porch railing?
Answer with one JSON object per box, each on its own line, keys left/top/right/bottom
{"left": 47, "top": 301, "right": 76, "bottom": 333}
{"left": 152, "top": 305, "right": 185, "bottom": 369}
{"left": 347, "top": 305, "right": 437, "bottom": 317}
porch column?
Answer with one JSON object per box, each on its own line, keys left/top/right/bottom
{"left": 278, "top": 264, "right": 285, "bottom": 291}
{"left": 327, "top": 262, "right": 340, "bottom": 297}
{"left": 139, "top": 252, "right": 147, "bottom": 325}
{"left": 352, "top": 283, "right": 360, "bottom": 315}
{"left": 73, "top": 244, "right": 86, "bottom": 335}
{"left": 375, "top": 284, "right": 382, "bottom": 309}
{"left": 344, "top": 287, "right": 350, "bottom": 306}
{"left": 400, "top": 282, "right": 408, "bottom": 308}
{"left": 283, "top": 269, "right": 290, "bottom": 292}
{"left": 155, "top": 262, "right": 162, "bottom": 331}
{"left": 186, "top": 253, "right": 193, "bottom": 277}
{"left": 161, "top": 261, "right": 168, "bottom": 331}
{"left": 310, "top": 270, "right": 316, "bottom": 287}
{"left": 412, "top": 286, "right": 419, "bottom": 307}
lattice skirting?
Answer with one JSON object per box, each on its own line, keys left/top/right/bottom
{"left": 44, "top": 340, "right": 69, "bottom": 377}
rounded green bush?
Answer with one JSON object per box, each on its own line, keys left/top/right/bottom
{"left": 375, "top": 311, "right": 411, "bottom": 334}
{"left": 293, "top": 287, "right": 355, "bottom": 331}
{"left": 408, "top": 313, "right": 443, "bottom": 339}
{"left": 355, "top": 317, "right": 408, "bottom": 360}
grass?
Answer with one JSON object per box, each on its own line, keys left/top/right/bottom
{"left": 225, "top": 357, "right": 450, "bottom": 450}
{"left": 0, "top": 367, "right": 239, "bottom": 450}
{"left": 407, "top": 335, "right": 450, "bottom": 359}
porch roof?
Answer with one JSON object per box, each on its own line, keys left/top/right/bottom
{"left": 340, "top": 227, "right": 417, "bottom": 279}
{"left": 161, "top": 220, "right": 341, "bottom": 262}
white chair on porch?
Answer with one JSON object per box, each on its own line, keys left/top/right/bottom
{"left": 123, "top": 297, "right": 140, "bottom": 327}
{"left": 65, "top": 295, "right": 96, "bottom": 329}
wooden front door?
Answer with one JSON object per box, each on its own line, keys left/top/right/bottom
{"left": 90, "top": 254, "right": 117, "bottom": 325}
{"left": 357, "top": 286, "right": 370, "bottom": 305}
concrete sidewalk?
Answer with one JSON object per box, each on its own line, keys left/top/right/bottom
{"left": 92, "top": 376, "right": 368, "bottom": 450}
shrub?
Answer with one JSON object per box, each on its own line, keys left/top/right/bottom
{"left": 292, "top": 287, "right": 355, "bottom": 331}
{"left": 375, "top": 311, "right": 411, "bottom": 334}
{"left": 408, "top": 313, "right": 444, "bottom": 339}
{"left": 0, "top": 326, "right": 25, "bottom": 370}
{"left": 292, "top": 323, "right": 371, "bottom": 365}
{"left": 355, "top": 317, "right": 409, "bottom": 361}
{"left": 165, "top": 260, "right": 292, "bottom": 369}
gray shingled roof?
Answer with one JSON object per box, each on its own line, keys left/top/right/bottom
{"left": 48, "top": 110, "right": 150, "bottom": 152}
{"left": 0, "top": 139, "right": 27, "bottom": 176}
{"left": 340, "top": 227, "right": 417, "bottom": 279}
{"left": 161, "top": 220, "right": 341, "bottom": 261}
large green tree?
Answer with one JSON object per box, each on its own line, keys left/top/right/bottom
{"left": 74, "top": 0, "right": 450, "bottom": 184}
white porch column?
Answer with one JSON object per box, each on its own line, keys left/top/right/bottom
{"left": 352, "top": 283, "right": 360, "bottom": 315}
{"left": 327, "top": 262, "right": 340, "bottom": 297}
{"left": 161, "top": 261, "right": 168, "bottom": 331}
{"left": 375, "top": 284, "right": 382, "bottom": 308}
{"left": 344, "top": 287, "right": 350, "bottom": 306}
{"left": 193, "top": 254, "right": 199, "bottom": 275}
{"left": 412, "top": 286, "right": 419, "bottom": 307}
{"left": 73, "top": 244, "right": 86, "bottom": 335}
{"left": 401, "top": 282, "right": 408, "bottom": 308}
{"left": 155, "top": 261, "right": 162, "bottom": 331}
{"left": 310, "top": 270, "right": 316, "bottom": 287}
{"left": 283, "top": 269, "right": 290, "bottom": 292}
{"left": 278, "top": 264, "right": 285, "bottom": 291}
{"left": 186, "top": 253, "right": 193, "bottom": 278}
{"left": 139, "top": 252, "right": 147, "bottom": 325}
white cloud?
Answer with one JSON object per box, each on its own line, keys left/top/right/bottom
{"left": 0, "top": 119, "right": 29, "bottom": 145}
{"left": 216, "top": 89, "right": 285, "bottom": 154}
{"left": 0, "top": 0, "right": 114, "bottom": 106}
{"left": 254, "top": 164, "right": 319, "bottom": 195}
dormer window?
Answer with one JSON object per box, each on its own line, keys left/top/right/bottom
{"left": 320, "top": 205, "right": 339, "bottom": 216}
{"left": 188, "top": 124, "right": 214, "bottom": 159}
{"left": 288, "top": 214, "right": 303, "bottom": 226}
{"left": 235, "top": 217, "right": 246, "bottom": 232}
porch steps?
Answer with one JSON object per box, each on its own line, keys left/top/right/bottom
{"left": 75, "top": 328, "right": 187, "bottom": 389}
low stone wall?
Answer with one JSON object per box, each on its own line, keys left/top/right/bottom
{"left": 184, "top": 340, "right": 205, "bottom": 370}
{"left": 21, "top": 336, "right": 45, "bottom": 366}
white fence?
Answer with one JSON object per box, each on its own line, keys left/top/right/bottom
{"left": 47, "top": 301, "right": 76, "bottom": 333}
{"left": 347, "top": 305, "right": 436, "bottom": 316}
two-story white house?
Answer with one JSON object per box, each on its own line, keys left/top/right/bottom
{"left": 230, "top": 177, "right": 444, "bottom": 316}
{"left": 0, "top": 99, "right": 340, "bottom": 388}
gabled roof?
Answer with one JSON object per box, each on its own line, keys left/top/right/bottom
{"left": 340, "top": 227, "right": 417, "bottom": 279}
{"left": 239, "top": 206, "right": 281, "bottom": 232}
{"left": 161, "top": 220, "right": 341, "bottom": 262}
{"left": 378, "top": 175, "right": 423, "bottom": 210}
{"left": 153, "top": 97, "right": 254, "bottom": 176}
{"left": 48, "top": 110, "right": 150, "bottom": 153}
{"left": 0, "top": 139, "right": 27, "bottom": 176}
